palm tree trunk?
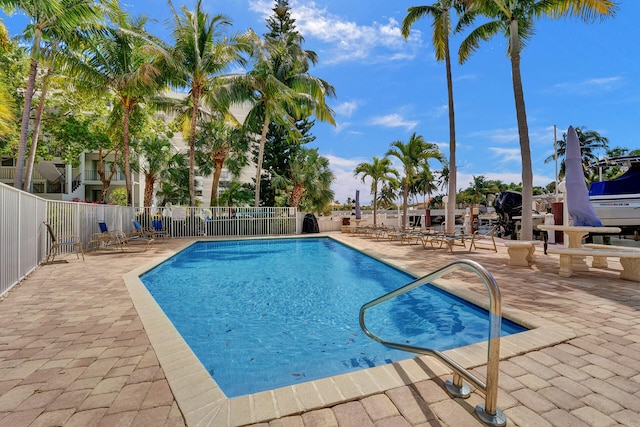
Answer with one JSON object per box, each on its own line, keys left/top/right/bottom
{"left": 372, "top": 183, "right": 378, "bottom": 226}
{"left": 23, "top": 66, "right": 52, "bottom": 192}
{"left": 254, "top": 115, "right": 270, "bottom": 207}
{"left": 444, "top": 8, "right": 457, "bottom": 235}
{"left": 97, "top": 147, "right": 117, "bottom": 203}
{"left": 143, "top": 174, "right": 155, "bottom": 207}
{"left": 14, "top": 58, "right": 39, "bottom": 188}
{"left": 290, "top": 183, "right": 304, "bottom": 208}
{"left": 189, "top": 89, "right": 200, "bottom": 207}
{"left": 510, "top": 18, "right": 533, "bottom": 241}
{"left": 402, "top": 180, "right": 409, "bottom": 229}
{"left": 15, "top": 27, "right": 43, "bottom": 188}
{"left": 123, "top": 102, "right": 133, "bottom": 206}
{"left": 210, "top": 158, "right": 224, "bottom": 207}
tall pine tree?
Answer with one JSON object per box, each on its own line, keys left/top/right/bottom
{"left": 258, "top": 0, "right": 318, "bottom": 206}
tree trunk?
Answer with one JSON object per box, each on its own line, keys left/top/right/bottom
{"left": 97, "top": 147, "right": 117, "bottom": 203}
{"left": 444, "top": 6, "right": 457, "bottom": 235}
{"left": 14, "top": 58, "right": 39, "bottom": 189}
{"left": 209, "top": 148, "right": 228, "bottom": 206}
{"left": 143, "top": 173, "right": 155, "bottom": 207}
{"left": 123, "top": 101, "right": 134, "bottom": 206}
{"left": 189, "top": 88, "right": 200, "bottom": 207}
{"left": 23, "top": 67, "right": 53, "bottom": 192}
{"left": 510, "top": 18, "right": 533, "bottom": 241}
{"left": 290, "top": 183, "right": 304, "bottom": 208}
{"left": 372, "top": 182, "right": 378, "bottom": 226}
{"left": 254, "top": 115, "right": 270, "bottom": 207}
{"left": 402, "top": 180, "right": 409, "bottom": 230}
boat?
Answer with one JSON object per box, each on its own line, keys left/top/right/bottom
{"left": 589, "top": 155, "right": 640, "bottom": 233}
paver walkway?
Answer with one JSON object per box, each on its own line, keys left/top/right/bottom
{"left": 1, "top": 233, "right": 639, "bottom": 426}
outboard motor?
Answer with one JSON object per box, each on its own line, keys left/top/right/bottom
{"left": 493, "top": 191, "right": 522, "bottom": 238}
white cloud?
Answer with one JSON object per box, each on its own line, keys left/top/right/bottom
{"left": 488, "top": 147, "right": 521, "bottom": 163}
{"left": 553, "top": 76, "right": 623, "bottom": 95}
{"left": 323, "top": 154, "right": 372, "bottom": 204}
{"left": 333, "top": 100, "right": 358, "bottom": 117}
{"left": 249, "top": 1, "right": 421, "bottom": 64}
{"left": 333, "top": 121, "right": 351, "bottom": 134}
{"left": 457, "top": 170, "right": 554, "bottom": 191}
{"left": 468, "top": 128, "right": 519, "bottom": 144}
{"left": 370, "top": 113, "right": 418, "bottom": 131}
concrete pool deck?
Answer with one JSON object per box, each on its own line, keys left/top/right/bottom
{"left": 1, "top": 232, "right": 639, "bottom": 426}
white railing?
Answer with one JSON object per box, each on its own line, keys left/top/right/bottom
{"left": 132, "top": 206, "right": 297, "bottom": 238}
{"left": 1, "top": 183, "right": 48, "bottom": 297}
{"left": 0, "top": 181, "right": 300, "bottom": 298}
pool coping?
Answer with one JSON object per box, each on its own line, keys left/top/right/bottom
{"left": 122, "top": 235, "right": 577, "bottom": 426}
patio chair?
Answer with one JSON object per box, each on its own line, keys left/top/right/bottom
{"left": 88, "top": 220, "right": 128, "bottom": 252}
{"left": 131, "top": 219, "right": 153, "bottom": 238}
{"left": 126, "top": 219, "right": 155, "bottom": 250}
{"left": 151, "top": 219, "right": 170, "bottom": 241}
{"left": 43, "top": 221, "right": 84, "bottom": 262}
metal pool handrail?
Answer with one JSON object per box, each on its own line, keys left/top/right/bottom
{"left": 359, "top": 259, "right": 506, "bottom": 427}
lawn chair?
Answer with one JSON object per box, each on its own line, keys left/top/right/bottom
{"left": 131, "top": 219, "right": 153, "bottom": 238}
{"left": 127, "top": 219, "right": 155, "bottom": 251}
{"left": 151, "top": 219, "right": 170, "bottom": 241}
{"left": 43, "top": 221, "right": 84, "bottom": 262}
{"left": 88, "top": 220, "right": 129, "bottom": 252}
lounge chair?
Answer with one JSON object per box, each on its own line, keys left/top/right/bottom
{"left": 151, "top": 219, "right": 170, "bottom": 240}
{"left": 126, "top": 229, "right": 155, "bottom": 251}
{"left": 43, "top": 221, "right": 84, "bottom": 262}
{"left": 88, "top": 220, "right": 128, "bottom": 252}
{"left": 428, "top": 231, "right": 471, "bottom": 253}
{"left": 468, "top": 229, "right": 497, "bottom": 252}
{"left": 131, "top": 219, "right": 153, "bottom": 238}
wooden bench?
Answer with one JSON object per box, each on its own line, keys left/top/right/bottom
{"left": 547, "top": 246, "right": 640, "bottom": 282}
{"left": 504, "top": 241, "right": 539, "bottom": 267}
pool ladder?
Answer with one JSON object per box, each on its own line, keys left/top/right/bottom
{"left": 359, "top": 259, "right": 506, "bottom": 426}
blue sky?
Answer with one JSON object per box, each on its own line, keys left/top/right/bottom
{"left": 3, "top": 1, "right": 638, "bottom": 204}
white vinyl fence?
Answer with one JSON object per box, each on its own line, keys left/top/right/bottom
{"left": 0, "top": 182, "right": 299, "bottom": 298}
{"left": 1, "top": 183, "right": 47, "bottom": 297}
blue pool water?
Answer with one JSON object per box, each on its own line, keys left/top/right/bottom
{"left": 140, "top": 238, "right": 525, "bottom": 397}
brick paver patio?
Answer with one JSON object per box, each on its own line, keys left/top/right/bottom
{"left": 1, "top": 232, "right": 639, "bottom": 426}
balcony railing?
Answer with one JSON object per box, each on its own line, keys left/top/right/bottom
{"left": 84, "top": 170, "right": 126, "bottom": 181}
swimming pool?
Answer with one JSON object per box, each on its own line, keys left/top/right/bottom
{"left": 140, "top": 238, "right": 525, "bottom": 397}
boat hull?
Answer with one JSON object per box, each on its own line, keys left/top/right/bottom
{"left": 590, "top": 194, "right": 640, "bottom": 227}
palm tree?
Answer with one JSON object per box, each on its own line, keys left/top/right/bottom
{"left": 218, "top": 180, "right": 253, "bottom": 207}
{"left": 152, "top": 0, "right": 249, "bottom": 206}
{"left": 134, "top": 135, "right": 173, "bottom": 207}
{"left": 402, "top": 0, "right": 461, "bottom": 234}
{"left": 223, "top": 30, "right": 335, "bottom": 207}
{"left": 354, "top": 157, "right": 399, "bottom": 226}
{"left": 194, "top": 118, "right": 250, "bottom": 206}
{"left": 68, "top": 10, "right": 159, "bottom": 206}
{"left": 386, "top": 132, "right": 444, "bottom": 229}
{"left": 0, "top": 30, "right": 14, "bottom": 142}
{"left": 159, "top": 152, "right": 190, "bottom": 206}
{"left": 469, "top": 175, "right": 499, "bottom": 205}
{"left": 544, "top": 126, "right": 609, "bottom": 179}
{"left": 272, "top": 147, "right": 334, "bottom": 211}
{"left": 378, "top": 179, "right": 401, "bottom": 209}
{"left": 411, "top": 159, "right": 438, "bottom": 226}
{"left": 457, "top": 0, "right": 617, "bottom": 240}
{"left": 0, "top": 0, "right": 100, "bottom": 189}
